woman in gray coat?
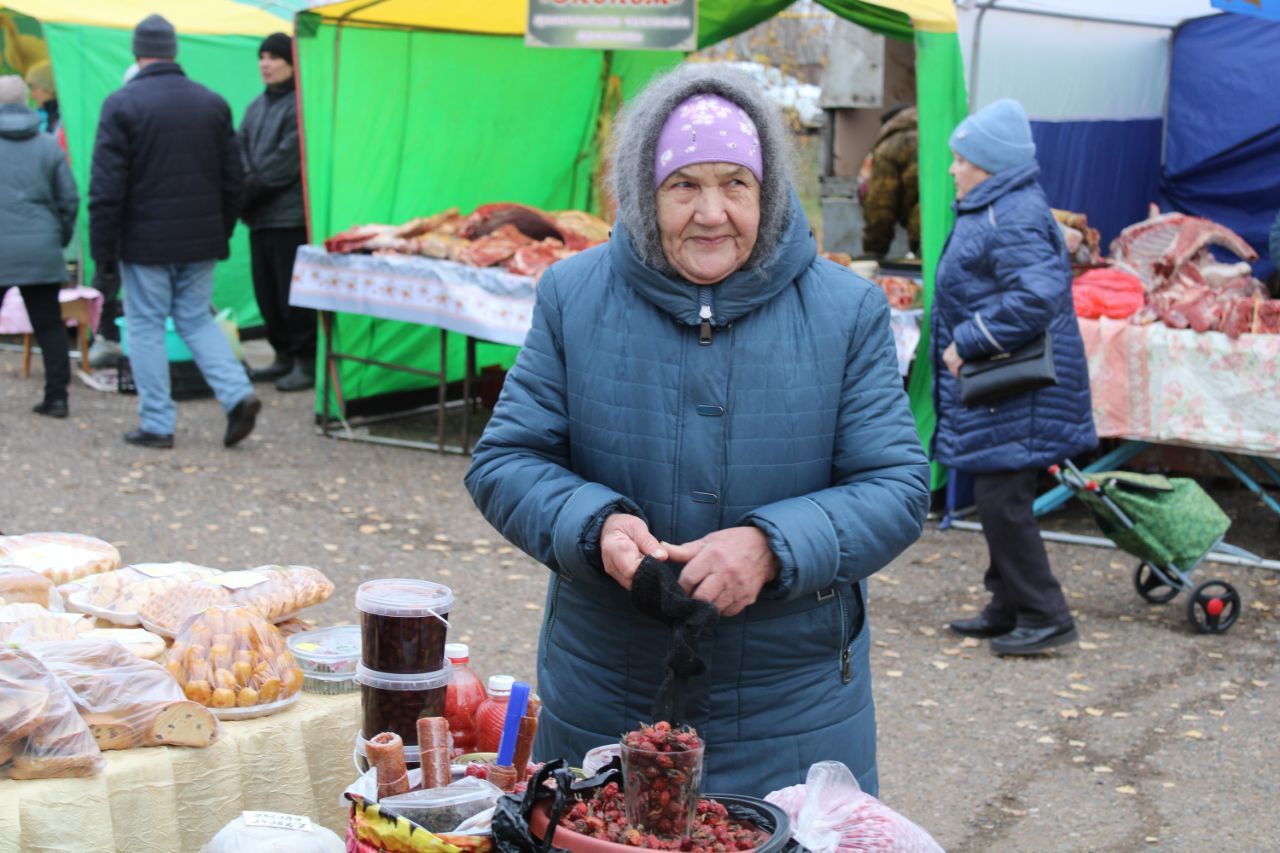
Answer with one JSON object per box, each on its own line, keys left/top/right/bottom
{"left": 0, "top": 75, "right": 78, "bottom": 417}
{"left": 466, "top": 65, "right": 929, "bottom": 797}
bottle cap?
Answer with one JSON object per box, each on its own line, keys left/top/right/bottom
{"left": 488, "top": 674, "right": 514, "bottom": 693}
{"left": 445, "top": 643, "right": 470, "bottom": 662}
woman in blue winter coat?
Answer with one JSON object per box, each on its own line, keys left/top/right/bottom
{"left": 465, "top": 65, "right": 930, "bottom": 798}
{"left": 934, "top": 99, "right": 1097, "bottom": 655}
{"left": 0, "top": 75, "right": 78, "bottom": 418}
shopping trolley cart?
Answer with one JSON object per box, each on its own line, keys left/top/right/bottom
{"left": 1049, "top": 460, "right": 1255, "bottom": 634}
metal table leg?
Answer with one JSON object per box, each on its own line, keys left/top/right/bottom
{"left": 1212, "top": 451, "right": 1280, "bottom": 518}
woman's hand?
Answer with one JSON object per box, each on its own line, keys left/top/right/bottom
{"left": 600, "top": 514, "right": 668, "bottom": 591}
{"left": 943, "top": 342, "right": 965, "bottom": 378}
{"left": 663, "top": 527, "right": 780, "bottom": 617}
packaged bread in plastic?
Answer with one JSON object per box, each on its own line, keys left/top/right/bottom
{"left": 138, "top": 567, "right": 334, "bottom": 636}
{"left": 66, "top": 562, "right": 218, "bottom": 626}
{"left": 0, "top": 648, "right": 104, "bottom": 779}
{"left": 83, "top": 627, "right": 167, "bottom": 660}
{"left": 0, "top": 603, "right": 93, "bottom": 643}
{"left": 0, "top": 533, "right": 121, "bottom": 585}
{"left": 214, "top": 565, "right": 335, "bottom": 620}
{"left": 28, "top": 638, "right": 221, "bottom": 750}
{"left": 138, "top": 581, "right": 234, "bottom": 638}
{"left": 0, "top": 566, "right": 61, "bottom": 609}
{"left": 163, "top": 605, "right": 305, "bottom": 720}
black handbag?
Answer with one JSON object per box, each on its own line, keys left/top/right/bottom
{"left": 958, "top": 331, "right": 1057, "bottom": 406}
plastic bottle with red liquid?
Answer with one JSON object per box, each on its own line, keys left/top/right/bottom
{"left": 443, "top": 643, "right": 486, "bottom": 755}
{"left": 473, "top": 674, "right": 514, "bottom": 754}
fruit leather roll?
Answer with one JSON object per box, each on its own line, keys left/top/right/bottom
{"left": 416, "top": 716, "right": 452, "bottom": 788}
{"left": 367, "top": 731, "right": 410, "bottom": 799}
{"left": 514, "top": 715, "right": 538, "bottom": 781}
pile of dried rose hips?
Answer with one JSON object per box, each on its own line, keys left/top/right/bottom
{"left": 558, "top": 782, "right": 767, "bottom": 851}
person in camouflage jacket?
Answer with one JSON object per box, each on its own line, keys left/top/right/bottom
{"left": 861, "top": 106, "right": 920, "bottom": 259}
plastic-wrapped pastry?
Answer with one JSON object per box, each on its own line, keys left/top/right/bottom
{"left": 67, "top": 563, "right": 218, "bottom": 626}
{"left": 0, "top": 533, "right": 120, "bottom": 585}
{"left": 162, "top": 605, "right": 305, "bottom": 720}
{"left": 0, "top": 648, "right": 104, "bottom": 779}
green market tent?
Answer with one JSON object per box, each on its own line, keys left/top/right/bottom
{"left": 299, "top": 0, "right": 964, "bottom": 480}
{"left": 0, "top": 0, "right": 281, "bottom": 330}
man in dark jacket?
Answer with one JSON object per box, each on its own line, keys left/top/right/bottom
{"left": 88, "top": 14, "right": 260, "bottom": 450}
{"left": 239, "top": 32, "right": 315, "bottom": 392}
{"left": 0, "top": 74, "right": 78, "bottom": 418}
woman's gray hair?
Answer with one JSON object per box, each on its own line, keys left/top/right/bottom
{"left": 608, "top": 63, "right": 795, "bottom": 274}
{"left": 0, "top": 75, "right": 29, "bottom": 106}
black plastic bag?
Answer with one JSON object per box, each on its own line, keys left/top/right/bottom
{"left": 491, "top": 758, "right": 623, "bottom": 853}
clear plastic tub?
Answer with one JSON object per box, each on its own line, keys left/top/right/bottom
{"left": 288, "top": 625, "right": 360, "bottom": 696}
{"left": 355, "top": 662, "right": 452, "bottom": 746}
{"left": 356, "top": 579, "right": 453, "bottom": 674}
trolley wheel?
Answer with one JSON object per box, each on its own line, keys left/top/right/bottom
{"left": 1133, "top": 561, "right": 1179, "bottom": 604}
{"left": 1186, "top": 579, "right": 1240, "bottom": 634}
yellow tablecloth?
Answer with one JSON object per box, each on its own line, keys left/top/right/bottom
{"left": 0, "top": 692, "right": 359, "bottom": 853}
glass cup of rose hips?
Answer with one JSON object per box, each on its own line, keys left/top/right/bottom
{"left": 619, "top": 722, "right": 704, "bottom": 842}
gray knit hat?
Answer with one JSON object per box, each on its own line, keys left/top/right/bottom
{"left": 133, "top": 14, "right": 177, "bottom": 60}
{"left": 609, "top": 63, "right": 795, "bottom": 274}
{"left": 0, "top": 75, "right": 28, "bottom": 105}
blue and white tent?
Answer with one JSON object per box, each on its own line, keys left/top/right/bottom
{"left": 957, "top": 0, "right": 1280, "bottom": 277}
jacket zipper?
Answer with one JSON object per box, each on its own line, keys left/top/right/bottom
{"left": 698, "top": 287, "right": 713, "bottom": 345}
{"left": 836, "top": 587, "right": 852, "bottom": 684}
{"left": 539, "top": 574, "right": 562, "bottom": 665}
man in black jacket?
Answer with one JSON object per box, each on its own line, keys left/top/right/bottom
{"left": 239, "top": 32, "right": 315, "bottom": 392}
{"left": 89, "top": 14, "right": 260, "bottom": 450}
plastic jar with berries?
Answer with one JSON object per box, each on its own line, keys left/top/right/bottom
{"left": 443, "top": 643, "right": 486, "bottom": 754}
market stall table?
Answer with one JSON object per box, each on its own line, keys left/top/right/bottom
{"left": 0, "top": 691, "right": 359, "bottom": 853}
{"left": 290, "top": 246, "right": 537, "bottom": 452}
{"left": 1031, "top": 317, "right": 1280, "bottom": 522}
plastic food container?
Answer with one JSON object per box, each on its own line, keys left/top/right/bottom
{"left": 355, "top": 662, "right": 452, "bottom": 746}
{"left": 357, "top": 579, "right": 453, "bottom": 674}
{"left": 288, "top": 625, "right": 361, "bottom": 695}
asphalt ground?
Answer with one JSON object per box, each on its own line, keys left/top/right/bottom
{"left": 2, "top": 343, "right": 1278, "bottom": 851}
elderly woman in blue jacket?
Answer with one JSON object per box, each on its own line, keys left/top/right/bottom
{"left": 466, "top": 65, "right": 930, "bottom": 798}
{"left": 934, "top": 99, "right": 1097, "bottom": 656}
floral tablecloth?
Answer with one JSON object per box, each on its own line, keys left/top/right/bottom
{"left": 1079, "top": 317, "right": 1280, "bottom": 457}
{"left": 289, "top": 246, "right": 536, "bottom": 347}
{"left": 290, "top": 248, "right": 924, "bottom": 374}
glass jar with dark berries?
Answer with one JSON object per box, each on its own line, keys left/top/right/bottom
{"left": 619, "top": 722, "right": 704, "bottom": 842}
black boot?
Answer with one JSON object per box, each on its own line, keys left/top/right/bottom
{"left": 991, "top": 622, "right": 1077, "bottom": 656}
{"left": 250, "top": 355, "right": 293, "bottom": 383}
{"left": 275, "top": 364, "right": 315, "bottom": 393}
{"left": 124, "top": 428, "right": 174, "bottom": 449}
{"left": 224, "top": 394, "right": 262, "bottom": 447}
{"left": 33, "top": 399, "right": 69, "bottom": 419}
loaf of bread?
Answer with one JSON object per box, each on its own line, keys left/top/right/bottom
{"left": 0, "top": 648, "right": 104, "bottom": 779}
{"left": 27, "top": 638, "right": 222, "bottom": 750}
{"left": 0, "top": 533, "right": 121, "bottom": 585}
{"left": 165, "top": 605, "right": 304, "bottom": 718}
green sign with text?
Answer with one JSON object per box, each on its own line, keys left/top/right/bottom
{"left": 526, "top": 0, "right": 697, "bottom": 52}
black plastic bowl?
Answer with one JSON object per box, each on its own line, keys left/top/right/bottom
{"left": 704, "top": 793, "right": 793, "bottom": 853}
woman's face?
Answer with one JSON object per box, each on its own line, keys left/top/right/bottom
{"left": 949, "top": 153, "right": 992, "bottom": 201}
{"left": 656, "top": 162, "right": 760, "bottom": 285}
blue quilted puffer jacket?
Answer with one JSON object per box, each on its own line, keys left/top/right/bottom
{"left": 465, "top": 197, "right": 930, "bottom": 798}
{"left": 932, "top": 162, "right": 1097, "bottom": 473}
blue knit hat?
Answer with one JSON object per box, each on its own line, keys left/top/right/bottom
{"left": 949, "top": 98, "right": 1036, "bottom": 174}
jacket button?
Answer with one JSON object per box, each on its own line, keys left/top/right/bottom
{"left": 695, "top": 404, "right": 725, "bottom": 417}
{"left": 691, "top": 491, "right": 719, "bottom": 504}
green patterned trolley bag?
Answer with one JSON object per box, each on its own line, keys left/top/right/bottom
{"left": 1080, "top": 471, "right": 1231, "bottom": 570}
